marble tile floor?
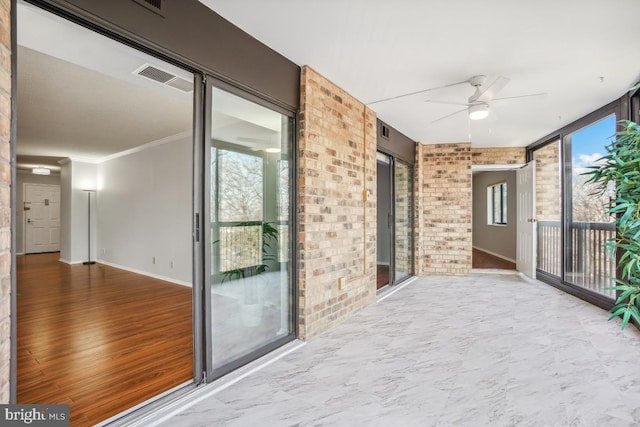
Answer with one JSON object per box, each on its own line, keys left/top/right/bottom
{"left": 158, "top": 273, "right": 640, "bottom": 427}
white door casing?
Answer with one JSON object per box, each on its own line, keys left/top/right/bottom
{"left": 25, "top": 183, "right": 60, "bottom": 254}
{"left": 517, "top": 161, "right": 536, "bottom": 278}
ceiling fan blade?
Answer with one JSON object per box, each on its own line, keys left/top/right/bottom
{"left": 424, "top": 99, "right": 469, "bottom": 106}
{"left": 472, "top": 76, "right": 510, "bottom": 102}
{"left": 492, "top": 93, "right": 548, "bottom": 102}
{"left": 431, "top": 108, "right": 468, "bottom": 123}
{"left": 368, "top": 79, "right": 469, "bottom": 105}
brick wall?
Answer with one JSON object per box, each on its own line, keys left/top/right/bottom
{"left": 533, "top": 141, "right": 561, "bottom": 220}
{"left": 0, "top": 0, "right": 9, "bottom": 403}
{"left": 471, "top": 147, "right": 526, "bottom": 165}
{"left": 415, "top": 143, "right": 472, "bottom": 275}
{"left": 298, "top": 66, "right": 377, "bottom": 339}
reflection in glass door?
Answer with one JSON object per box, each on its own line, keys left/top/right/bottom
{"left": 376, "top": 153, "right": 392, "bottom": 288}
{"left": 208, "top": 85, "right": 294, "bottom": 376}
{"left": 376, "top": 152, "right": 413, "bottom": 289}
{"left": 394, "top": 161, "right": 413, "bottom": 282}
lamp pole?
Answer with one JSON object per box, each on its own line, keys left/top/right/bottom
{"left": 83, "top": 190, "right": 96, "bottom": 265}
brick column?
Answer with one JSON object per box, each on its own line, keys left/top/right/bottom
{"left": 298, "top": 66, "right": 377, "bottom": 339}
{"left": 415, "top": 143, "right": 472, "bottom": 275}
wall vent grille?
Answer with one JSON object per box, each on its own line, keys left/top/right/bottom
{"left": 381, "top": 124, "right": 390, "bottom": 139}
{"left": 133, "top": 64, "right": 193, "bottom": 93}
{"left": 131, "top": 0, "right": 164, "bottom": 16}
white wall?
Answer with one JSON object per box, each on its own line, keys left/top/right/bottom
{"left": 59, "top": 160, "right": 72, "bottom": 261}
{"left": 96, "top": 136, "right": 192, "bottom": 285}
{"left": 16, "top": 171, "right": 61, "bottom": 254}
{"left": 71, "top": 161, "right": 98, "bottom": 263}
{"left": 472, "top": 170, "right": 517, "bottom": 261}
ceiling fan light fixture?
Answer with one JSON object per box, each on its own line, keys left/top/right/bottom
{"left": 468, "top": 104, "right": 489, "bottom": 120}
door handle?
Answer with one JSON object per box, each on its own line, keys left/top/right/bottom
{"left": 27, "top": 219, "right": 32, "bottom": 223}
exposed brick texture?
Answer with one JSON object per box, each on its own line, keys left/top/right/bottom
{"left": 471, "top": 147, "right": 526, "bottom": 165}
{"left": 415, "top": 143, "right": 472, "bottom": 275}
{"left": 298, "top": 66, "right": 377, "bottom": 339}
{"left": 533, "top": 141, "right": 561, "bottom": 220}
{"left": 0, "top": 0, "right": 9, "bottom": 403}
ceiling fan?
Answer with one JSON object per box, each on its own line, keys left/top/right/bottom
{"left": 368, "top": 75, "right": 546, "bottom": 123}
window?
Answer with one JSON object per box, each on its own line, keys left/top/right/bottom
{"left": 487, "top": 182, "right": 507, "bottom": 225}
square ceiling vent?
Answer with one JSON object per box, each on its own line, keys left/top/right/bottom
{"left": 133, "top": 64, "right": 193, "bottom": 93}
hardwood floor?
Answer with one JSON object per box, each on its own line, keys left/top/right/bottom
{"left": 17, "top": 253, "right": 193, "bottom": 426}
{"left": 472, "top": 248, "right": 516, "bottom": 270}
{"left": 377, "top": 264, "right": 389, "bottom": 289}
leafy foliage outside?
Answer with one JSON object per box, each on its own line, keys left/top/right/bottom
{"left": 584, "top": 119, "right": 640, "bottom": 329}
{"left": 221, "top": 222, "right": 279, "bottom": 282}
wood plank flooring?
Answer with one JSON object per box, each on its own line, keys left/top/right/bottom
{"left": 377, "top": 265, "right": 389, "bottom": 289}
{"left": 17, "top": 253, "right": 193, "bottom": 426}
{"left": 472, "top": 248, "right": 516, "bottom": 270}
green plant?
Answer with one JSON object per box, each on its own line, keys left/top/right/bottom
{"left": 221, "top": 222, "right": 279, "bottom": 282}
{"left": 584, "top": 119, "right": 640, "bottom": 329}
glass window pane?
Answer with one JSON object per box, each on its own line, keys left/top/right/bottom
{"left": 564, "top": 115, "right": 616, "bottom": 298}
{"left": 210, "top": 87, "right": 292, "bottom": 372}
{"left": 488, "top": 182, "right": 507, "bottom": 225}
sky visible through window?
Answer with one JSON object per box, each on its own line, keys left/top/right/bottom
{"left": 571, "top": 114, "right": 616, "bottom": 223}
{"left": 572, "top": 115, "right": 616, "bottom": 174}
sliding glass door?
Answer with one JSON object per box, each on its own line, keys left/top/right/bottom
{"left": 376, "top": 152, "right": 413, "bottom": 289}
{"left": 394, "top": 161, "right": 413, "bottom": 282}
{"left": 531, "top": 111, "right": 618, "bottom": 302}
{"left": 564, "top": 115, "right": 616, "bottom": 298}
{"left": 534, "top": 139, "right": 562, "bottom": 278}
{"left": 206, "top": 84, "right": 294, "bottom": 377}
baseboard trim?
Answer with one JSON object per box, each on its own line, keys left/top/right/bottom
{"left": 96, "top": 259, "right": 192, "bottom": 288}
{"left": 472, "top": 246, "right": 516, "bottom": 264}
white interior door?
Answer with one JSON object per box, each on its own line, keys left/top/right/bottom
{"left": 25, "top": 183, "right": 60, "bottom": 254}
{"left": 517, "top": 161, "right": 536, "bottom": 278}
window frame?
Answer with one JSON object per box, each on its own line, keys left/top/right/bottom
{"left": 487, "top": 181, "right": 508, "bottom": 226}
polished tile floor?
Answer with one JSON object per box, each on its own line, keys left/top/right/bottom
{"left": 160, "top": 273, "right": 640, "bottom": 427}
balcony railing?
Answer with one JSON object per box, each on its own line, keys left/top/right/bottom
{"left": 537, "top": 220, "right": 616, "bottom": 299}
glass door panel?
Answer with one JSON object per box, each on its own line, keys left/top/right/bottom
{"left": 534, "top": 140, "right": 562, "bottom": 277}
{"left": 564, "top": 115, "right": 616, "bottom": 298}
{"left": 209, "top": 86, "right": 293, "bottom": 373}
{"left": 376, "top": 153, "right": 392, "bottom": 289}
{"left": 394, "top": 161, "right": 413, "bottom": 282}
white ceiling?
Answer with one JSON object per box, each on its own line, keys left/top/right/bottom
{"left": 199, "top": 0, "right": 640, "bottom": 147}
{"left": 16, "top": 1, "right": 284, "bottom": 169}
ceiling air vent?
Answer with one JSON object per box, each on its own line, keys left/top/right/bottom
{"left": 165, "top": 76, "right": 194, "bottom": 93}
{"left": 134, "top": 64, "right": 193, "bottom": 93}
{"left": 131, "top": 0, "right": 164, "bottom": 16}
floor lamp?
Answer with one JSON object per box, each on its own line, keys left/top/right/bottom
{"left": 83, "top": 189, "right": 96, "bottom": 265}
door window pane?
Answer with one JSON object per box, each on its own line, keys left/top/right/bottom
{"left": 210, "top": 87, "right": 292, "bottom": 371}
{"left": 564, "top": 115, "right": 616, "bottom": 298}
